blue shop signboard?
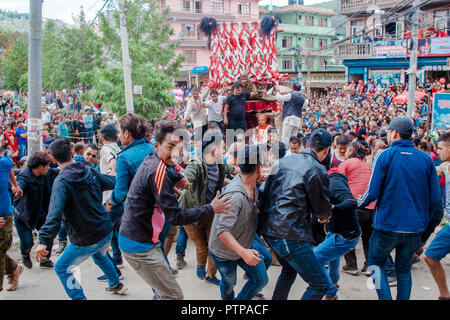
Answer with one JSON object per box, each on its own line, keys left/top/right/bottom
{"left": 432, "top": 93, "right": 450, "bottom": 131}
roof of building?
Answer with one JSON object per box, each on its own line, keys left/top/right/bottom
{"left": 259, "top": 5, "right": 336, "bottom": 16}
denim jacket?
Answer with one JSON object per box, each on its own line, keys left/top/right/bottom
{"left": 110, "top": 138, "right": 154, "bottom": 206}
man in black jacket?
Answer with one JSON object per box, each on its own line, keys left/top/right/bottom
{"left": 313, "top": 167, "right": 362, "bottom": 299}
{"left": 13, "top": 151, "right": 59, "bottom": 269}
{"left": 35, "top": 139, "right": 127, "bottom": 300}
{"left": 259, "top": 129, "right": 334, "bottom": 300}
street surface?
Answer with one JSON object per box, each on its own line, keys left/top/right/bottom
{"left": 1, "top": 230, "right": 448, "bottom": 300}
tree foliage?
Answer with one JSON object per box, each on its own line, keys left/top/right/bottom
{"left": 85, "top": 0, "right": 184, "bottom": 119}
{"left": 1, "top": 35, "right": 28, "bottom": 92}
{"left": 42, "top": 9, "right": 103, "bottom": 91}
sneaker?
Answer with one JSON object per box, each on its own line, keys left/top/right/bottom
{"left": 116, "top": 263, "right": 124, "bottom": 269}
{"left": 39, "top": 259, "right": 54, "bottom": 269}
{"left": 342, "top": 265, "right": 359, "bottom": 275}
{"left": 171, "top": 267, "right": 179, "bottom": 277}
{"left": 361, "top": 263, "right": 371, "bottom": 276}
{"left": 388, "top": 276, "right": 397, "bottom": 287}
{"left": 22, "top": 254, "right": 32, "bottom": 269}
{"left": 6, "top": 264, "right": 24, "bottom": 291}
{"left": 252, "top": 293, "right": 266, "bottom": 300}
{"left": 56, "top": 241, "right": 67, "bottom": 255}
{"left": 196, "top": 265, "right": 206, "bottom": 280}
{"left": 205, "top": 276, "right": 220, "bottom": 286}
{"left": 176, "top": 254, "right": 187, "bottom": 270}
{"left": 105, "top": 282, "right": 128, "bottom": 295}
{"left": 97, "top": 273, "right": 124, "bottom": 282}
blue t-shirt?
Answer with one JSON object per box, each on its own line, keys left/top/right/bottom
{"left": 118, "top": 232, "right": 156, "bottom": 254}
{"left": 59, "top": 123, "right": 69, "bottom": 138}
{"left": 83, "top": 115, "right": 94, "bottom": 129}
{"left": 0, "top": 157, "right": 13, "bottom": 216}
{"left": 15, "top": 128, "right": 27, "bottom": 145}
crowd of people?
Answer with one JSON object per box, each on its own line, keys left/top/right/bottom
{"left": 0, "top": 75, "right": 449, "bottom": 301}
{"left": 0, "top": 94, "right": 118, "bottom": 164}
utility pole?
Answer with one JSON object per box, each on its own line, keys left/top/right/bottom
{"left": 27, "top": 0, "right": 43, "bottom": 155}
{"left": 407, "top": 0, "right": 421, "bottom": 118}
{"left": 118, "top": 0, "right": 134, "bottom": 113}
{"left": 306, "top": 52, "right": 312, "bottom": 99}
{"left": 294, "top": 46, "right": 303, "bottom": 84}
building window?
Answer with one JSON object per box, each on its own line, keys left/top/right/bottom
{"left": 282, "top": 58, "right": 292, "bottom": 70}
{"left": 305, "top": 16, "right": 314, "bottom": 26}
{"left": 211, "top": 0, "right": 224, "bottom": 13}
{"left": 319, "top": 18, "right": 327, "bottom": 27}
{"left": 282, "top": 36, "right": 292, "bottom": 48}
{"left": 183, "top": 50, "right": 196, "bottom": 64}
{"left": 350, "top": 19, "right": 364, "bottom": 43}
{"left": 435, "top": 10, "right": 450, "bottom": 34}
{"left": 181, "top": 24, "right": 196, "bottom": 38}
{"left": 305, "top": 37, "right": 314, "bottom": 49}
{"left": 238, "top": 2, "right": 250, "bottom": 15}
{"left": 319, "top": 39, "right": 327, "bottom": 49}
{"left": 183, "top": 0, "right": 193, "bottom": 11}
{"left": 319, "top": 59, "right": 326, "bottom": 69}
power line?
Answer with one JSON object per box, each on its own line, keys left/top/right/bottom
{"left": 89, "top": 0, "right": 111, "bottom": 26}
{"left": 86, "top": 0, "right": 102, "bottom": 14}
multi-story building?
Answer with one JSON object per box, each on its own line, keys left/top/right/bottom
{"left": 160, "top": 0, "right": 260, "bottom": 87}
{"left": 259, "top": 4, "right": 346, "bottom": 92}
{"left": 337, "top": 0, "right": 450, "bottom": 85}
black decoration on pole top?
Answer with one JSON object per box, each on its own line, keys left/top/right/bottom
{"left": 260, "top": 15, "right": 276, "bottom": 37}
{"left": 199, "top": 17, "right": 218, "bottom": 36}
{"left": 199, "top": 17, "right": 218, "bottom": 49}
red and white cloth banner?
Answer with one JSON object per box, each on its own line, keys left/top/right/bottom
{"left": 208, "top": 21, "right": 288, "bottom": 89}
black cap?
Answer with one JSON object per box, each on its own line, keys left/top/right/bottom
{"left": 388, "top": 116, "right": 413, "bottom": 136}
{"left": 310, "top": 129, "right": 332, "bottom": 147}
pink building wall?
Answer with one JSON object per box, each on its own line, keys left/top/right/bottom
{"left": 162, "top": 0, "right": 260, "bottom": 84}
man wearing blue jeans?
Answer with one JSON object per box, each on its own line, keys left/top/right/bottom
{"left": 358, "top": 117, "right": 442, "bottom": 300}
{"left": 175, "top": 226, "right": 188, "bottom": 269}
{"left": 15, "top": 121, "right": 27, "bottom": 160}
{"left": 35, "top": 139, "right": 127, "bottom": 300}
{"left": 259, "top": 129, "right": 336, "bottom": 300}
{"left": 313, "top": 168, "right": 361, "bottom": 298}
{"left": 209, "top": 145, "right": 268, "bottom": 300}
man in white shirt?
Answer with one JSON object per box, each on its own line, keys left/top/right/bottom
{"left": 42, "top": 107, "right": 51, "bottom": 125}
{"left": 184, "top": 87, "right": 210, "bottom": 140}
{"left": 275, "top": 83, "right": 305, "bottom": 145}
{"left": 206, "top": 89, "right": 226, "bottom": 135}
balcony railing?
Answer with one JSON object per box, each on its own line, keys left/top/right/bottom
{"left": 336, "top": 42, "right": 373, "bottom": 59}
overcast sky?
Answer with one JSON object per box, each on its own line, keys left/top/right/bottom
{"left": 1, "top": 0, "right": 326, "bottom": 24}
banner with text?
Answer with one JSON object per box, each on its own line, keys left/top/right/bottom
{"left": 432, "top": 93, "right": 450, "bottom": 132}
{"left": 373, "top": 40, "right": 408, "bottom": 59}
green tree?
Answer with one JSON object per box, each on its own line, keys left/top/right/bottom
{"left": 41, "top": 9, "right": 103, "bottom": 92}
{"left": 85, "top": 0, "right": 184, "bottom": 118}
{"left": 42, "top": 20, "right": 66, "bottom": 90}
{"left": 1, "top": 35, "right": 28, "bottom": 92}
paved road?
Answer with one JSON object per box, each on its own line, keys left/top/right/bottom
{"left": 1, "top": 232, "right": 448, "bottom": 300}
